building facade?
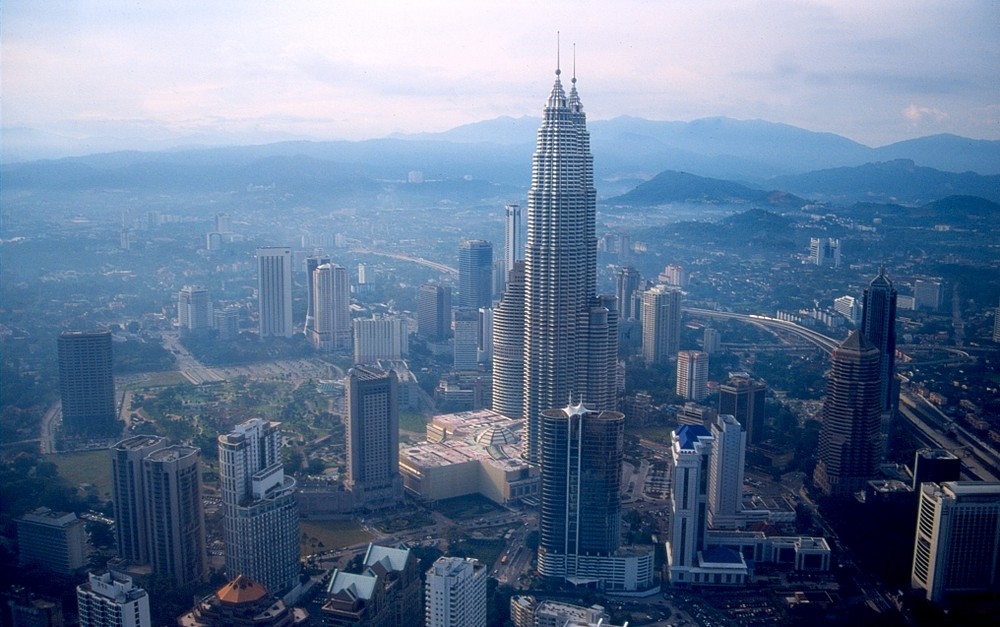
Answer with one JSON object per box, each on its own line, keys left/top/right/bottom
{"left": 345, "top": 366, "right": 403, "bottom": 509}
{"left": 353, "top": 317, "right": 409, "bottom": 363}
{"left": 142, "top": 446, "right": 206, "bottom": 586}
{"left": 218, "top": 419, "right": 299, "bottom": 594}
{"left": 417, "top": 284, "right": 452, "bottom": 342}
{"left": 812, "top": 331, "right": 883, "bottom": 497}
{"left": 452, "top": 308, "right": 479, "bottom": 371}
{"left": 718, "top": 375, "right": 767, "bottom": 446}
{"left": 911, "top": 481, "right": 1000, "bottom": 605}
{"left": 615, "top": 266, "right": 641, "bottom": 322}
{"left": 641, "top": 285, "right": 681, "bottom": 365}
{"left": 111, "top": 436, "right": 166, "bottom": 565}
{"left": 861, "top": 267, "right": 898, "bottom": 415}
{"left": 303, "top": 253, "right": 331, "bottom": 335}
{"left": 458, "top": 240, "right": 493, "bottom": 310}
{"left": 309, "top": 262, "right": 352, "bottom": 351}
{"left": 178, "top": 286, "right": 211, "bottom": 332}
{"left": 424, "top": 557, "right": 486, "bottom": 627}
{"left": 522, "top": 66, "right": 618, "bottom": 463}
{"left": 256, "top": 247, "right": 293, "bottom": 338}
{"left": 676, "top": 351, "right": 709, "bottom": 402}
{"left": 17, "top": 508, "right": 87, "bottom": 575}
{"left": 707, "top": 415, "right": 746, "bottom": 530}
{"left": 76, "top": 572, "right": 150, "bottom": 627}
{"left": 490, "top": 261, "right": 525, "bottom": 419}
{"left": 58, "top": 330, "right": 118, "bottom": 436}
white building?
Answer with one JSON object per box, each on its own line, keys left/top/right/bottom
{"left": 708, "top": 414, "right": 746, "bottom": 530}
{"left": 642, "top": 285, "right": 682, "bottom": 365}
{"left": 911, "top": 481, "right": 1000, "bottom": 605}
{"left": 425, "top": 557, "right": 486, "bottom": 627}
{"left": 676, "top": 351, "right": 709, "bottom": 401}
{"left": 177, "top": 286, "right": 211, "bottom": 331}
{"left": 833, "top": 295, "right": 861, "bottom": 325}
{"left": 353, "top": 316, "right": 409, "bottom": 364}
{"left": 17, "top": 507, "right": 87, "bottom": 574}
{"left": 76, "top": 571, "right": 151, "bottom": 627}
{"left": 218, "top": 418, "right": 299, "bottom": 595}
{"left": 310, "top": 262, "right": 352, "bottom": 351}
{"left": 256, "top": 247, "right": 293, "bottom": 337}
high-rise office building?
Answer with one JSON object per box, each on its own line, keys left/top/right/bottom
{"left": 615, "top": 266, "right": 641, "bottom": 321}
{"left": 914, "top": 278, "right": 943, "bottom": 311}
{"left": 17, "top": 507, "right": 87, "bottom": 574}
{"left": 417, "top": 284, "right": 452, "bottom": 341}
{"left": 178, "top": 286, "right": 211, "bottom": 332}
{"left": 861, "top": 267, "right": 898, "bottom": 415}
{"left": 477, "top": 307, "right": 493, "bottom": 364}
{"left": 667, "top": 424, "right": 713, "bottom": 584}
{"left": 345, "top": 366, "right": 403, "bottom": 508}
{"left": 812, "top": 331, "right": 883, "bottom": 497}
{"left": 143, "top": 446, "right": 206, "bottom": 586}
{"left": 76, "top": 572, "right": 151, "bottom": 627}
{"left": 58, "top": 330, "right": 118, "bottom": 436}
{"left": 303, "top": 253, "right": 331, "bottom": 335}
{"left": 309, "top": 262, "right": 351, "bottom": 351}
{"left": 491, "top": 261, "right": 525, "bottom": 419}
{"left": 707, "top": 414, "right": 746, "bottom": 530}
{"left": 256, "top": 247, "right": 293, "bottom": 338}
{"left": 538, "top": 404, "right": 624, "bottom": 581}
{"left": 458, "top": 240, "right": 493, "bottom": 310}
{"left": 424, "top": 557, "right": 486, "bottom": 627}
{"left": 676, "top": 351, "right": 709, "bottom": 401}
{"left": 522, "top": 65, "right": 618, "bottom": 463}
{"left": 641, "top": 285, "right": 681, "bottom": 365}
{"left": 911, "top": 481, "right": 1000, "bottom": 605}
{"left": 214, "top": 306, "right": 240, "bottom": 340}
{"left": 834, "top": 295, "right": 861, "bottom": 325}
{"left": 702, "top": 327, "right": 721, "bottom": 354}
{"left": 659, "top": 264, "right": 687, "bottom": 287}
{"left": 500, "top": 203, "right": 522, "bottom": 293}
{"left": 111, "top": 436, "right": 166, "bottom": 565}
{"left": 809, "top": 237, "right": 841, "bottom": 267}
{"left": 993, "top": 299, "right": 1000, "bottom": 343}
{"left": 452, "top": 308, "right": 479, "bottom": 371}
{"left": 218, "top": 419, "right": 299, "bottom": 594}
{"left": 718, "top": 375, "right": 767, "bottom": 446}
{"left": 353, "top": 316, "right": 409, "bottom": 363}
{"left": 912, "top": 449, "right": 962, "bottom": 491}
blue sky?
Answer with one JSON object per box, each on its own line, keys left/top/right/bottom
{"left": 2, "top": 0, "right": 998, "bottom": 156}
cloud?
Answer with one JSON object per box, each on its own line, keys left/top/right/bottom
{"left": 903, "top": 104, "right": 949, "bottom": 123}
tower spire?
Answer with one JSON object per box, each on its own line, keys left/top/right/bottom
{"left": 556, "top": 31, "right": 561, "bottom": 76}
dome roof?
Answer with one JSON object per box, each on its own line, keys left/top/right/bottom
{"left": 475, "top": 425, "right": 519, "bottom": 446}
{"left": 216, "top": 575, "right": 268, "bottom": 605}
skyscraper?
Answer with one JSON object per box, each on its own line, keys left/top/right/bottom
{"left": 256, "top": 247, "right": 293, "bottom": 338}
{"left": 502, "top": 203, "right": 522, "bottom": 290}
{"left": 458, "top": 240, "right": 493, "bottom": 310}
{"left": 424, "top": 557, "right": 486, "bottom": 627}
{"left": 417, "top": 283, "right": 452, "bottom": 341}
{"left": 641, "top": 285, "right": 681, "bottom": 365}
{"left": 911, "top": 481, "right": 1000, "bottom": 605}
{"left": 667, "top": 424, "right": 713, "bottom": 584}
{"left": 111, "top": 436, "right": 166, "bottom": 565}
{"left": 993, "top": 298, "right": 1000, "bottom": 343}
{"left": 353, "top": 316, "right": 409, "bottom": 363}
{"left": 812, "top": 331, "right": 883, "bottom": 497}
{"left": 346, "top": 366, "right": 403, "bottom": 508}
{"left": 537, "top": 403, "right": 624, "bottom": 580}
{"left": 58, "top": 330, "right": 118, "bottom": 436}
{"left": 76, "top": 572, "right": 151, "bottom": 627}
{"left": 143, "top": 446, "right": 206, "bottom": 586}
{"left": 861, "top": 267, "right": 898, "bottom": 414}
{"left": 676, "top": 351, "right": 709, "bottom": 401}
{"left": 218, "top": 418, "right": 299, "bottom": 594}
{"left": 178, "top": 285, "right": 212, "bottom": 332}
{"left": 491, "top": 261, "right": 525, "bottom": 419}
{"left": 615, "top": 266, "right": 641, "bottom": 321}
{"left": 718, "top": 375, "right": 767, "bottom": 446}
{"left": 452, "top": 308, "right": 479, "bottom": 371}
{"left": 707, "top": 414, "right": 746, "bottom": 530}
{"left": 522, "top": 63, "right": 618, "bottom": 463}
{"left": 309, "top": 262, "right": 351, "bottom": 351}
{"left": 303, "top": 253, "right": 331, "bottom": 335}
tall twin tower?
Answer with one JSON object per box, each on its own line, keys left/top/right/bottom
{"left": 495, "top": 63, "right": 618, "bottom": 464}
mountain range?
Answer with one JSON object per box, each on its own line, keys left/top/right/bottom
{"left": 3, "top": 116, "right": 999, "bottom": 208}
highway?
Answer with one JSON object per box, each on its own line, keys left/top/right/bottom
{"left": 684, "top": 306, "right": 1000, "bottom": 481}
{"left": 351, "top": 248, "right": 458, "bottom": 277}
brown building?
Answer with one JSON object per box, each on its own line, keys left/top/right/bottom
{"left": 177, "top": 575, "right": 307, "bottom": 627}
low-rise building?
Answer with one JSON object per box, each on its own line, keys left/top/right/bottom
{"left": 17, "top": 508, "right": 87, "bottom": 575}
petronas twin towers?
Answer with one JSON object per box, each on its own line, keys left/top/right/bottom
{"left": 495, "top": 63, "right": 618, "bottom": 464}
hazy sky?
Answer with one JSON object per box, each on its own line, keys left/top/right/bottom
{"left": 3, "top": 0, "right": 998, "bottom": 152}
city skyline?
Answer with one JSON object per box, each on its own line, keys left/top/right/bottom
{"left": 3, "top": 1, "right": 999, "bottom": 162}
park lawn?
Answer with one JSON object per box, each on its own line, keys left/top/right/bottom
{"left": 45, "top": 449, "right": 113, "bottom": 499}
{"left": 399, "top": 412, "right": 427, "bottom": 435}
{"left": 434, "top": 494, "right": 506, "bottom": 521}
{"left": 130, "top": 371, "right": 190, "bottom": 388}
{"left": 300, "top": 520, "right": 372, "bottom": 556}
{"left": 452, "top": 537, "right": 506, "bottom": 567}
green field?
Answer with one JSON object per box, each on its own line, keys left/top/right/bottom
{"left": 434, "top": 494, "right": 506, "bottom": 521}
{"left": 300, "top": 519, "right": 372, "bottom": 555}
{"left": 45, "top": 449, "right": 113, "bottom": 499}
{"left": 399, "top": 412, "right": 428, "bottom": 434}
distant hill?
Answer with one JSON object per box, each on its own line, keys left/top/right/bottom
{"left": 769, "top": 159, "right": 1000, "bottom": 205}
{"left": 605, "top": 170, "right": 806, "bottom": 208}
{"left": 843, "top": 195, "right": 1000, "bottom": 228}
